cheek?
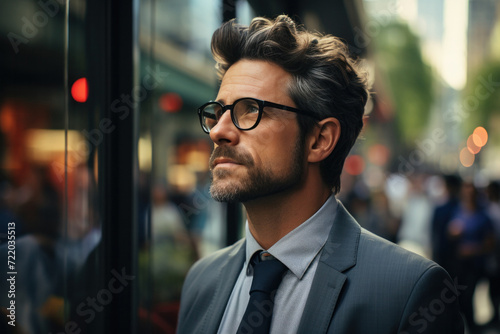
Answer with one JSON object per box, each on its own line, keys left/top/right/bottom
{"left": 252, "top": 116, "right": 290, "bottom": 147}
{"left": 257, "top": 136, "right": 299, "bottom": 172}
{"left": 249, "top": 118, "right": 301, "bottom": 168}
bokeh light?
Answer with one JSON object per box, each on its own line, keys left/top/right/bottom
{"left": 367, "top": 144, "right": 390, "bottom": 166}
{"left": 344, "top": 155, "right": 365, "bottom": 175}
{"left": 459, "top": 147, "right": 475, "bottom": 167}
{"left": 159, "top": 93, "right": 183, "bottom": 113}
{"left": 466, "top": 135, "right": 481, "bottom": 154}
{"left": 472, "top": 126, "right": 488, "bottom": 147}
{"left": 71, "top": 77, "right": 88, "bottom": 103}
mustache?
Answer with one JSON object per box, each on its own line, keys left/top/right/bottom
{"left": 209, "top": 146, "right": 254, "bottom": 169}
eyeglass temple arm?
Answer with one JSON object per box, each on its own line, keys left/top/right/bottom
{"left": 263, "top": 101, "right": 321, "bottom": 120}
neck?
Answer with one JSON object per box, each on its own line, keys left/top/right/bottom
{"left": 243, "top": 174, "right": 332, "bottom": 249}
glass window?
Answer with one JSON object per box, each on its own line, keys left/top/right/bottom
{"left": 0, "top": 1, "right": 97, "bottom": 333}
{"left": 0, "top": 1, "right": 253, "bottom": 333}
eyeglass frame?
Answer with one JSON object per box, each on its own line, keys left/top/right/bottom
{"left": 197, "top": 97, "right": 321, "bottom": 134}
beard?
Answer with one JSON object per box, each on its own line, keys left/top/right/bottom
{"left": 209, "top": 138, "right": 305, "bottom": 203}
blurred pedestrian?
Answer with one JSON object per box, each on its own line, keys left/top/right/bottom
{"left": 448, "top": 182, "right": 495, "bottom": 333}
{"left": 486, "top": 181, "right": 500, "bottom": 328}
{"left": 431, "top": 174, "right": 462, "bottom": 273}
{"left": 397, "top": 173, "right": 432, "bottom": 257}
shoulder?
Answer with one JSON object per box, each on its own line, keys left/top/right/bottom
{"left": 327, "top": 201, "right": 444, "bottom": 295}
{"left": 333, "top": 200, "right": 436, "bottom": 276}
{"left": 356, "top": 227, "right": 454, "bottom": 291}
{"left": 349, "top": 228, "right": 443, "bottom": 297}
{"left": 358, "top": 228, "right": 434, "bottom": 273}
{"left": 349, "top": 229, "right": 463, "bottom": 332}
{"left": 178, "top": 239, "right": 245, "bottom": 332}
{"left": 182, "top": 238, "right": 245, "bottom": 290}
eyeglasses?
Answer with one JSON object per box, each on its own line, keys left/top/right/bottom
{"left": 197, "top": 97, "right": 319, "bottom": 134}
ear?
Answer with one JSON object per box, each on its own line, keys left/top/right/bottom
{"left": 307, "top": 117, "right": 340, "bottom": 163}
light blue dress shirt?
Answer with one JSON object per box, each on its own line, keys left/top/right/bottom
{"left": 217, "top": 195, "right": 337, "bottom": 334}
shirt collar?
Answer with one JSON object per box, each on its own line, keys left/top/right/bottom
{"left": 244, "top": 195, "right": 337, "bottom": 279}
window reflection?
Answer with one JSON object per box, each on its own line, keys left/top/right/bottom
{"left": 0, "top": 0, "right": 102, "bottom": 331}
{"left": 0, "top": 0, "right": 69, "bottom": 323}
{"left": 0, "top": 0, "right": 252, "bottom": 332}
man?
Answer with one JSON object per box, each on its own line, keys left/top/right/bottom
{"left": 178, "top": 15, "right": 464, "bottom": 334}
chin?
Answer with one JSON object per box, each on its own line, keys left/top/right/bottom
{"left": 210, "top": 182, "right": 241, "bottom": 202}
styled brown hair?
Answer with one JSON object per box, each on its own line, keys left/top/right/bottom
{"left": 211, "top": 15, "right": 369, "bottom": 194}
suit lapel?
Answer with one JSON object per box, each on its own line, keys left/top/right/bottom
{"left": 298, "top": 200, "right": 360, "bottom": 334}
{"left": 203, "top": 239, "right": 246, "bottom": 333}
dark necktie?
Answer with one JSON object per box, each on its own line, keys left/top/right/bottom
{"left": 236, "top": 252, "right": 288, "bottom": 334}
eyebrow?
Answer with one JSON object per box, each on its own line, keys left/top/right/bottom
{"left": 214, "top": 97, "right": 258, "bottom": 105}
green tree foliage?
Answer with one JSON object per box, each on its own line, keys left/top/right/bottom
{"left": 374, "top": 21, "right": 434, "bottom": 145}
{"left": 463, "top": 61, "right": 500, "bottom": 140}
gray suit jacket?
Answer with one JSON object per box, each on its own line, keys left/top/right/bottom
{"left": 177, "top": 201, "right": 464, "bottom": 333}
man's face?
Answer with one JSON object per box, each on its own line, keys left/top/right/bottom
{"left": 208, "top": 59, "right": 306, "bottom": 203}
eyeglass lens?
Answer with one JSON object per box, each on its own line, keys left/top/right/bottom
{"left": 201, "top": 98, "right": 261, "bottom": 131}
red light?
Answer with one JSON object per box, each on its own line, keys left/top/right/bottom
{"left": 159, "top": 93, "right": 183, "bottom": 113}
{"left": 71, "top": 77, "right": 88, "bottom": 103}
{"left": 344, "top": 155, "right": 365, "bottom": 175}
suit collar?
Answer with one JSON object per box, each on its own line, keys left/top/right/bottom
{"left": 319, "top": 199, "right": 360, "bottom": 272}
{"left": 298, "top": 200, "right": 360, "bottom": 334}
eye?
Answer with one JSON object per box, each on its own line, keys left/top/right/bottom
{"left": 215, "top": 107, "right": 224, "bottom": 119}
{"left": 247, "top": 104, "right": 259, "bottom": 114}
{"left": 237, "top": 99, "right": 260, "bottom": 115}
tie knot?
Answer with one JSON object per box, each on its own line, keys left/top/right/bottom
{"left": 250, "top": 252, "right": 287, "bottom": 295}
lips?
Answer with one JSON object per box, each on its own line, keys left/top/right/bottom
{"left": 211, "top": 157, "right": 241, "bottom": 168}
{"left": 209, "top": 146, "right": 254, "bottom": 171}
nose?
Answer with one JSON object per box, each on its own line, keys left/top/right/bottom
{"left": 209, "top": 110, "right": 240, "bottom": 146}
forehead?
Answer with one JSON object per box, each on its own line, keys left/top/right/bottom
{"left": 216, "top": 59, "right": 294, "bottom": 106}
